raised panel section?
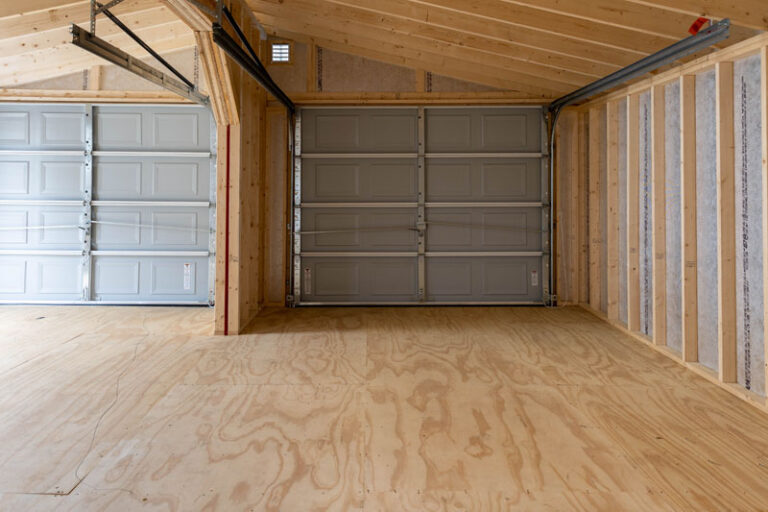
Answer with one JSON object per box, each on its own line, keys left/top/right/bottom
{"left": 151, "top": 260, "right": 196, "bottom": 295}
{"left": 426, "top": 207, "right": 541, "bottom": 252}
{"left": 93, "top": 211, "right": 141, "bottom": 247}
{"left": 153, "top": 113, "right": 198, "bottom": 147}
{"left": 427, "top": 211, "right": 472, "bottom": 248}
{"left": 313, "top": 262, "right": 360, "bottom": 296}
{"left": 41, "top": 113, "right": 84, "bottom": 146}
{"left": 39, "top": 211, "right": 81, "bottom": 245}
{"left": 38, "top": 260, "right": 81, "bottom": 294}
{"left": 427, "top": 163, "right": 472, "bottom": 198}
{"left": 303, "top": 159, "right": 416, "bottom": 202}
{"left": 152, "top": 163, "right": 198, "bottom": 197}
{"left": 0, "top": 211, "right": 28, "bottom": 244}
{"left": 302, "top": 109, "right": 418, "bottom": 153}
{"left": 425, "top": 108, "right": 542, "bottom": 153}
{"left": 40, "top": 161, "right": 83, "bottom": 197}
{"left": 0, "top": 161, "right": 30, "bottom": 195}
{"left": 95, "top": 113, "right": 142, "bottom": 147}
{"left": 94, "top": 260, "right": 140, "bottom": 294}
{"left": 94, "top": 161, "right": 142, "bottom": 198}
{"left": 482, "top": 261, "right": 528, "bottom": 295}
{"left": 0, "top": 260, "right": 26, "bottom": 294}
{"left": 481, "top": 114, "right": 527, "bottom": 150}
{"left": 151, "top": 212, "right": 197, "bottom": 246}
{"left": 302, "top": 208, "right": 416, "bottom": 252}
{"left": 314, "top": 164, "right": 360, "bottom": 198}
{"left": 427, "top": 260, "right": 473, "bottom": 296}
{"left": 481, "top": 212, "right": 527, "bottom": 246}
{"left": 0, "top": 113, "right": 29, "bottom": 145}
{"left": 426, "top": 158, "right": 541, "bottom": 202}
{"left": 371, "top": 261, "right": 417, "bottom": 296}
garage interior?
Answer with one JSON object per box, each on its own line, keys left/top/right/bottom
{"left": 1, "top": 0, "right": 768, "bottom": 510}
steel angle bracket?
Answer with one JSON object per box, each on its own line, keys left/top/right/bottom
{"left": 70, "top": 25, "right": 210, "bottom": 106}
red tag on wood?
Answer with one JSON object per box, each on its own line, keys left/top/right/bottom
{"left": 688, "top": 17, "right": 710, "bottom": 35}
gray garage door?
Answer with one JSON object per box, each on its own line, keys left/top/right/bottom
{"left": 0, "top": 104, "right": 215, "bottom": 304}
{"left": 292, "top": 106, "right": 550, "bottom": 305}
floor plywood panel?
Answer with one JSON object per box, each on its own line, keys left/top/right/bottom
{"left": 1, "top": 306, "right": 767, "bottom": 510}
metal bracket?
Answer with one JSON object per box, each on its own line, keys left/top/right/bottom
{"left": 71, "top": 25, "right": 209, "bottom": 106}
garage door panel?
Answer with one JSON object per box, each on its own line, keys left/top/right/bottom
{"left": 94, "top": 157, "right": 210, "bottom": 201}
{"left": 302, "top": 159, "right": 417, "bottom": 202}
{"left": 41, "top": 112, "right": 85, "bottom": 147}
{"left": 426, "top": 207, "right": 542, "bottom": 252}
{"left": 0, "top": 112, "right": 30, "bottom": 146}
{"left": 426, "top": 257, "right": 541, "bottom": 302}
{"left": 302, "top": 109, "right": 418, "bottom": 153}
{"left": 0, "top": 206, "right": 82, "bottom": 249}
{"left": 297, "top": 106, "right": 547, "bottom": 305}
{"left": 0, "top": 106, "right": 88, "bottom": 149}
{"left": 0, "top": 256, "right": 83, "bottom": 301}
{"left": 301, "top": 257, "right": 418, "bottom": 302}
{"left": 0, "top": 156, "right": 86, "bottom": 200}
{"left": 94, "top": 106, "right": 211, "bottom": 151}
{"left": 426, "top": 158, "right": 541, "bottom": 202}
{"left": 425, "top": 108, "right": 542, "bottom": 153}
{"left": 92, "top": 207, "right": 208, "bottom": 250}
{"left": 92, "top": 256, "right": 208, "bottom": 302}
{"left": 301, "top": 208, "right": 417, "bottom": 252}
{"left": 0, "top": 258, "right": 27, "bottom": 294}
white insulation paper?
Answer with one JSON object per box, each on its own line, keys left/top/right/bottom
{"left": 638, "top": 92, "right": 653, "bottom": 337}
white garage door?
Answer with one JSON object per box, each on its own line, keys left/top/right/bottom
{"left": 0, "top": 104, "right": 215, "bottom": 304}
{"left": 292, "top": 106, "right": 550, "bottom": 305}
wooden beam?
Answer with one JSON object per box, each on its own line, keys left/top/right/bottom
{"left": 415, "top": 70, "right": 426, "bottom": 93}
{"left": 163, "top": 0, "right": 210, "bottom": 31}
{"left": 249, "top": 1, "right": 590, "bottom": 91}
{"left": 0, "top": 0, "right": 85, "bottom": 19}
{"left": 761, "top": 45, "right": 768, "bottom": 395}
{"left": 588, "top": 107, "right": 603, "bottom": 310}
{"left": 680, "top": 74, "right": 698, "bottom": 362}
{"left": 321, "top": 0, "right": 641, "bottom": 68}
{"left": 0, "top": 0, "right": 156, "bottom": 40}
{"left": 264, "top": 26, "right": 564, "bottom": 97}
{"left": 606, "top": 100, "right": 620, "bottom": 320}
{"left": 306, "top": 43, "right": 317, "bottom": 93}
{"left": 258, "top": 0, "right": 618, "bottom": 79}
{"left": 0, "top": 22, "right": 195, "bottom": 85}
{"left": 716, "top": 60, "right": 736, "bottom": 382}
{"left": 651, "top": 84, "right": 667, "bottom": 346}
{"left": 627, "top": 94, "right": 641, "bottom": 332}
{"left": 0, "top": 4, "right": 175, "bottom": 58}
{"left": 569, "top": 112, "right": 580, "bottom": 304}
{"left": 401, "top": 0, "right": 670, "bottom": 54}
{"left": 623, "top": 0, "right": 768, "bottom": 32}
{"left": 578, "top": 112, "right": 590, "bottom": 304}
{"left": 279, "top": 91, "right": 548, "bottom": 105}
{"left": 0, "top": 88, "right": 191, "bottom": 102}
{"left": 87, "top": 65, "right": 102, "bottom": 91}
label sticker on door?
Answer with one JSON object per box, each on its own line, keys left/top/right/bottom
{"left": 183, "top": 263, "right": 192, "bottom": 290}
{"left": 531, "top": 270, "right": 538, "bottom": 287}
{"left": 304, "top": 267, "right": 312, "bottom": 295}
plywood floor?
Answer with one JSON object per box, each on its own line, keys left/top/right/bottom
{"left": 1, "top": 306, "right": 768, "bottom": 511}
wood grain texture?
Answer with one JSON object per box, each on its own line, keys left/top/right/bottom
{"left": 606, "top": 100, "right": 620, "bottom": 320}
{"left": 651, "top": 84, "right": 667, "bottom": 347}
{"left": 588, "top": 107, "right": 603, "bottom": 311}
{"left": 2, "top": 305, "right": 768, "bottom": 511}
{"left": 626, "top": 94, "right": 641, "bottom": 332}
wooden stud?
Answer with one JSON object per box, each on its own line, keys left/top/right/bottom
{"left": 606, "top": 100, "right": 620, "bottom": 320}
{"left": 716, "top": 60, "right": 737, "bottom": 382}
{"left": 306, "top": 43, "right": 317, "bottom": 92}
{"left": 627, "top": 94, "right": 641, "bottom": 332}
{"left": 588, "top": 107, "right": 602, "bottom": 310}
{"left": 578, "top": 112, "right": 590, "bottom": 304}
{"left": 569, "top": 112, "right": 581, "bottom": 304}
{"left": 680, "top": 74, "right": 698, "bottom": 362}
{"left": 415, "top": 70, "right": 427, "bottom": 93}
{"left": 651, "top": 84, "right": 667, "bottom": 346}
{"left": 87, "top": 65, "right": 102, "bottom": 91}
{"left": 762, "top": 46, "right": 768, "bottom": 395}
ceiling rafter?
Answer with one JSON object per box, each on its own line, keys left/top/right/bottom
{"left": 624, "top": 0, "right": 768, "bottom": 31}
{"left": 321, "top": 0, "right": 646, "bottom": 66}
{"left": 406, "top": 0, "right": 674, "bottom": 54}
{"left": 0, "top": 6, "right": 177, "bottom": 58}
{"left": 252, "top": 0, "right": 620, "bottom": 79}
{"left": 0, "top": 0, "right": 155, "bottom": 39}
{"left": 263, "top": 24, "right": 567, "bottom": 98}
{"left": 1, "top": 21, "right": 195, "bottom": 85}
{"left": 250, "top": 1, "right": 590, "bottom": 90}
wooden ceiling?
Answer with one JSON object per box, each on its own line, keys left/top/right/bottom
{"left": 0, "top": 0, "right": 764, "bottom": 96}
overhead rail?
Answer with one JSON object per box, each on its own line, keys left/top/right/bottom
{"left": 71, "top": 1, "right": 209, "bottom": 106}
{"left": 544, "top": 18, "right": 731, "bottom": 306}
{"left": 211, "top": 4, "right": 296, "bottom": 113}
